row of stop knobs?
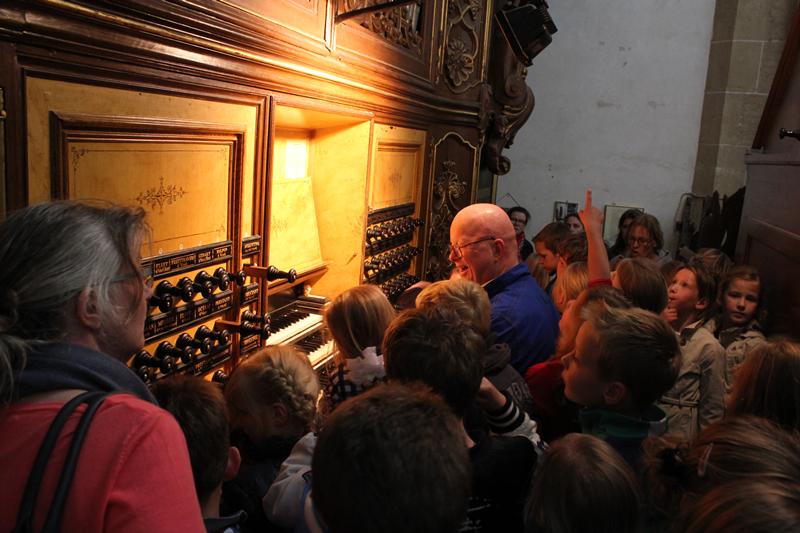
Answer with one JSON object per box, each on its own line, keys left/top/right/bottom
{"left": 133, "top": 325, "right": 230, "bottom": 381}
{"left": 149, "top": 265, "right": 297, "bottom": 312}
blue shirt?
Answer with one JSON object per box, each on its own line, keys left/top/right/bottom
{"left": 484, "top": 264, "right": 559, "bottom": 373}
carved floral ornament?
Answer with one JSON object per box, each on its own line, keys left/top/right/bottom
{"left": 443, "top": 0, "right": 482, "bottom": 93}
{"left": 342, "top": 0, "right": 423, "bottom": 54}
{"left": 426, "top": 159, "right": 467, "bottom": 280}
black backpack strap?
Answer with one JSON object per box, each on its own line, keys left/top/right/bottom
{"left": 13, "top": 391, "right": 109, "bottom": 533}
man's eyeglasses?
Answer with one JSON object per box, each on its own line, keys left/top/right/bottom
{"left": 448, "top": 236, "right": 495, "bottom": 259}
{"left": 629, "top": 237, "right": 652, "bottom": 247}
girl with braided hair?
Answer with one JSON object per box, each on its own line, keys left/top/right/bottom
{"left": 222, "top": 345, "right": 320, "bottom": 533}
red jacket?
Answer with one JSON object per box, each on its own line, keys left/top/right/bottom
{"left": 0, "top": 393, "right": 205, "bottom": 532}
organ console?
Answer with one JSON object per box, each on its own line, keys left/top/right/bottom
{"left": 0, "top": 1, "right": 551, "bottom": 384}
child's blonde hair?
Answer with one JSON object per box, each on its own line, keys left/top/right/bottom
{"left": 225, "top": 345, "right": 320, "bottom": 428}
{"left": 415, "top": 278, "right": 491, "bottom": 336}
{"left": 553, "top": 261, "right": 588, "bottom": 313}
{"left": 324, "top": 284, "right": 395, "bottom": 362}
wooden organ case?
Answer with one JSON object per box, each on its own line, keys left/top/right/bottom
{"left": 0, "top": 0, "right": 550, "bottom": 382}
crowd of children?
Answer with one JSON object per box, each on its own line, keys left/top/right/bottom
{"left": 3, "top": 197, "right": 797, "bottom": 533}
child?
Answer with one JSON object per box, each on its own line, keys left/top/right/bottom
{"left": 416, "top": 278, "right": 535, "bottom": 416}
{"left": 727, "top": 339, "right": 800, "bottom": 430}
{"left": 643, "top": 416, "right": 800, "bottom": 529}
{"left": 704, "top": 265, "right": 766, "bottom": 388}
{"left": 526, "top": 285, "right": 631, "bottom": 442}
{"left": 552, "top": 261, "right": 589, "bottom": 314}
{"left": 312, "top": 383, "right": 472, "bottom": 533}
{"left": 676, "top": 480, "right": 800, "bottom": 533}
{"left": 693, "top": 248, "right": 733, "bottom": 283}
{"left": 152, "top": 376, "right": 245, "bottom": 533}
{"left": 526, "top": 434, "right": 641, "bottom": 533}
{"left": 658, "top": 263, "right": 726, "bottom": 440}
{"left": 320, "top": 284, "right": 394, "bottom": 417}
{"left": 384, "top": 306, "right": 544, "bottom": 533}
{"left": 561, "top": 301, "right": 680, "bottom": 467}
{"left": 222, "top": 346, "right": 320, "bottom": 533}
{"left": 612, "top": 257, "right": 668, "bottom": 313}
{"left": 555, "top": 233, "right": 588, "bottom": 276}
{"left": 533, "top": 221, "right": 571, "bottom": 295}
{"left": 563, "top": 212, "right": 585, "bottom": 235}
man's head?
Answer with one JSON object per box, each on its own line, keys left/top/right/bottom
{"left": 561, "top": 302, "right": 680, "bottom": 412}
{"left": 151, "top": 375, "right": 240, "bottom": 510}
{"left": 312, "top": 383, "right": 471, "bottom": 533}
{"left": 449, "top": 203, "right": 518, "bottom": 284}
{"left": 533, "top": 222, "right": 571, "bottom": 273}
{"left": 383, "top": 306, "right": 485, "bottom": 418}
{"left": 508, "top": 206, "right": 530, "bottom": 237}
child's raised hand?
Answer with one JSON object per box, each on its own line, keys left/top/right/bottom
{"left": 578, "top": 189, "right": 604, "bottom": 233}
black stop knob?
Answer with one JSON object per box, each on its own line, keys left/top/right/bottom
{"left": 155, "top": 279, "right": 195, "bottom": 304}
{"left": 177, "top": 332, "right": 213, "bottom": 355}
{"left": 266, "top": 266, "right": 297, "bottom": 283}
{"left": 148, "top": 293, "right": 174, "bottom": 313}
{"left": 196, "top": 325, "right": 231, "bottom": 346}
{"left": 213, "top": 267, "right": 231, "bottom": 291}
{"left": 157, "top": 340, "right": 194, "bottom": 365}
{"left": 193, "top": 271, "right": 216, "bottom": 298}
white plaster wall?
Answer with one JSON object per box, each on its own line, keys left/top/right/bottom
{"left": 496, "top": 0, "right": 716, "bottom": 253}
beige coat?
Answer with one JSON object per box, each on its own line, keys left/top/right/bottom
{"left": 657, "top": 323, "right": 726, "bottom": 441}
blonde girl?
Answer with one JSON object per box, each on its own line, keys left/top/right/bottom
{"left": 320, "top": 284, "right": 395, "bottom": 414}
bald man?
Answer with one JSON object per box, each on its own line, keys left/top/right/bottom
{"left": 449, "top": 204, "right": 559, "bottom": 372}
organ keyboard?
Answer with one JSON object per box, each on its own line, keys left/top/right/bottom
{"left": 265, "top": 291, "right": 337, "bottom": 378}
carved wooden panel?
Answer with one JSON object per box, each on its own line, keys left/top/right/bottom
{"left": 423, "top": 128, "right": 479, "bottom": 280}
{"left": 368, "top": 124, "right": 426, "bottom": 210}
{"left": 51, "top": 113, "right": 244, "bottom": 256}
{"left": 25, "top": 76, "right": 262, "bottom": 239}
{"left": 334, "top": 0, "right": 438, "bottom": 84}
{"left": 438, "top": 0, "right": 491, "bottom": 98}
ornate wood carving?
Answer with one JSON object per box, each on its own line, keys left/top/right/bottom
{"left": 441, "top": 0, "right": 484, "bottom": 93}
{"left": 424, "top": 131, "right": 476, "bottom": 280}
{"left": 480, "top": 5, "right": 537, "bottom": 176}
{"left": 342, "top": 0, "right": 424, "bottom": 54}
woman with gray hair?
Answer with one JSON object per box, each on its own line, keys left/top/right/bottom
{"left": 0, "top": 201, "right": 204, "bottom": 532}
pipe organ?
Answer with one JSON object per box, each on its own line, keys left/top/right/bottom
{"left": 0, "top": 0, "right": 548, "bottom": 382}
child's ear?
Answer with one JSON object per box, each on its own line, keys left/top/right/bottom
{"left": 224, "top": 446, "right": 241, "bottom": 481}
{"left": 602, "top": 382, "right": 627, "bottom": 407}
{"left": 272, "top": 402, "right": 290, "bottom": 426}
{"left": 695, "top": 297, "right": 710, "bottom": 312}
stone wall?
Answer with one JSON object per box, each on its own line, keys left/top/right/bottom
{"left": 692, "top": 0, "right": 798, "bottom": 195}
